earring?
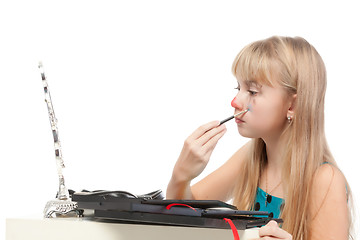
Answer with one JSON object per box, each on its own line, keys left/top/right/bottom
{"left": 287, "top": 116, "right": 292, "bottom": 123}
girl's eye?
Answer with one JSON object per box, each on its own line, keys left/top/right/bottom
{"left": 235, "top": 83, "right": 258, "bottom": 95}
{"left": 248, "top": 90, "right": 258, "bottom": 96}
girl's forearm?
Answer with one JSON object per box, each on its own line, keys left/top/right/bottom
{"left": 166, "top": 174, "right": 194, "bottom": 200}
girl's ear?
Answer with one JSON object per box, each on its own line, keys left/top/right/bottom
{"left": 287, "top": 94, "right": 297, "bottom": 119}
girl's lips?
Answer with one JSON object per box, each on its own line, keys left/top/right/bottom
{"left": 234, "top": 111, "right": 247, "bottom": 123}
{"left": 235, "top": 118, "right": 245, "bottom": 123}
{"left": 234, "top": 110, "right": 248, "bottom": 123}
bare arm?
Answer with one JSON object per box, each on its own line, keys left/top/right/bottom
{"left": 309, "top": 164, "right": 350, "bottom": 240}
{"left": 166, "top": 121, "right": 227, "bottom": 199}
{"left": 166, "top": 118, "right": 251, "bottom": 201}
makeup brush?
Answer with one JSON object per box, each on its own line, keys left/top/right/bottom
{"left": 219, "top": 109, "right": 249, "bottom": 125}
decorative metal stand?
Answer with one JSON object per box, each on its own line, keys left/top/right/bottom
{"left": 39, "top": 62, "right": 82, "bottom": 218}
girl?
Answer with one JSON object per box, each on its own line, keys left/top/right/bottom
{"left": 166, "top": 36, "right": 352, "bottom": 240}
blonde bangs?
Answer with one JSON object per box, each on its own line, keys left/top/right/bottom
{"left": 231, "top": 40, "right": 278, "bottom": 87}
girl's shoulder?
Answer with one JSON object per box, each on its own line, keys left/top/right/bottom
{"left": 313, "top": 163, "right": 346, "bottom": 191}
{"left": 310, "top": 162, "right": 348, "bottom": 219}
{"left": 308, "top": 163, "right": 350, "bottom": 238}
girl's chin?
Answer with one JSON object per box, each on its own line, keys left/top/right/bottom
{"left": 237, "top": 127, "right": 260, "bottom": 139}
{"left": 237, "top": 129, "right": 253, "bottom": 138}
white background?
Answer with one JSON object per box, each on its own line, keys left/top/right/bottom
{"left": 1, "top": 0, "right": 359, "bottom": 238}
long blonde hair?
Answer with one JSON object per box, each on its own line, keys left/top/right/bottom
{"left": 231, "top": 36, "right": 352, "bottom": 240}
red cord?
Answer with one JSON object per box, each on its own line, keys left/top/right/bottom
{"left": 165, "top": 203, "right": 198, "bottom": 211}
{"left": 165, "top": 203, "right": 239, "bottom": 240}
{"left": 224, "top": 218, "right": 240, "bottom": 240}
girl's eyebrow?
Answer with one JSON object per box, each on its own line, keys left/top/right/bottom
{"left": 244, "top": 79, "right": 262, "bottom": 88}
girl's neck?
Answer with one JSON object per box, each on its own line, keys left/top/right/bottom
{"left": 263, "top": 133, "right": 288, "bottom": 172}
{"left": 262, "top": 136, "right": 287, "bottom": 198}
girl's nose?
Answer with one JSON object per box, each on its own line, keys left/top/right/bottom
{"left": 232, "top": 90, "right": 251, "bottom": 110}
{"left": 231, "top": 96, "right": 241, "bottom": 109}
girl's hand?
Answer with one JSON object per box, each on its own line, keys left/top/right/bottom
{"left": 173, "top": 121, "right": 227, "bottom": 183}
{"left": 258, "top": 220, "right": 292, "bottom": 240}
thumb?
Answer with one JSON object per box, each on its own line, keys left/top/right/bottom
{"left": 267, "top": 220, "right": 279, "bottom": 227}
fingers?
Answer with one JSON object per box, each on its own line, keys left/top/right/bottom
{"left": 198, "top": 123, "right": 226, "bottom": 146}
{"left": 202, "top": 125, "right": 227, "bottom": 155}
{"left": 188, "top": 121, "right": 221, "bottom": 142}
{"left": 184, "top": 122, "right": 226, "bottom": 157}
{"left": 174, "top": 121, "right": 227, "bottom": 183}
{"left": 190, "top": 121, "right": 226, "bottom": 145}
{"left": 259, "top": 220, "right": 293, "bottom": 239}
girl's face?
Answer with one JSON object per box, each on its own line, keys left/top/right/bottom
{"left": 232, "top": 78, "right": 292, "bottom": 141}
